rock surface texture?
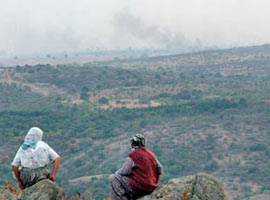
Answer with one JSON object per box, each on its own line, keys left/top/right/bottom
{"left": 138, "top": 173, "right": 226, "bottom": 200}
{"left": 21, "top": 179, "right": 65, "bottom": 200}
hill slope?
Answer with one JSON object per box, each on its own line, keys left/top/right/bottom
{"left": 1, "top": 44, "right": 270, "bottom": 199}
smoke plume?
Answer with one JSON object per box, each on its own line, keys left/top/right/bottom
{"left": 112, "top": 10, "right": 195, "bottom": 49}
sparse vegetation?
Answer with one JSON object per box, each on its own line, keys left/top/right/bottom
{"left": 1, "top": 45, "right": 270, "bottom": 199}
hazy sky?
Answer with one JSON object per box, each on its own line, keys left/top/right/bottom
{"left": 1, "top": 0, "right": 270, "bottom": 54}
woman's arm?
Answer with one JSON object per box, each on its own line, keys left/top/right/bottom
{"left": 47, "top": 143, "right": 61, "bottom": 182}
{"left": 49, "top": 157, "right": 61, "bottom": 182}
{"left": 156, "top": 158, "right": 163, "bottom": 183}
{"left": 157, "top": 173, "right": 162, "bottom": 183}
{"left": 115, "top": 157, "right": 134, "bottom": 176}
{"left": 12, "top": 166, "right": 24, "bottom": 190}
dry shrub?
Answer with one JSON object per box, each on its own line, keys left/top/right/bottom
{"left": 1, "top": 181, "right": 21, "bottom": 198}
{"left": 70, "top": 192, "right": 84, "bottom": 200}
{"left": 70, "top": 190, "right": 93, "bottom": 200}
{"left": 0, "top": 182, "right": 21, "bottom": 200}
{"left": 182, "top": 189, "right": 190, "bottom": 200}
{"left": 0, "top": 193, "right": 6, "bottom": 200}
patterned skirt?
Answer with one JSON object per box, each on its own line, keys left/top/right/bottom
{"left": 19, "top": 165, "right": 50, "bottom": 188}
{"left": 110, "top": 174, "right": 136, "bottom": 200}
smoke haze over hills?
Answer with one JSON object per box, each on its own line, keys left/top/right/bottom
{"left": 0, "top": 0, "right": 270, "bottom": 54}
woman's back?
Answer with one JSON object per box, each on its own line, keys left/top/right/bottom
{"left": 13, "top": 141, "right": 59, "bottom": 169}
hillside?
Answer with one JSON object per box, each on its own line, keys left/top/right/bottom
{"left": 1, "top": 45, "right": 270, "bottom": 199}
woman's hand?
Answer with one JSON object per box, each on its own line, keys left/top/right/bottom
{"left": 49, "top": 157, "right": 61, "bottom": 182}
{"left": 18, "top": 180, "right": 24, "bottom": 190}
{"left": 49, "top": 174, "right": 56, "bottom": 182}
{"left": 12, "top": 166, "right": 24, "bottom": 190}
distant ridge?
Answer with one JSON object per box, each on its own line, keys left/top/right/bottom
{"left": 103, "top": 43, "right": 270, "bottom": 64}
{"left": 1, "top": 43, "right": 270, "bottom": 67}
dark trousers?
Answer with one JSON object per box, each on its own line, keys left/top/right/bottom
{"left": 19, "top": 165, "right": 50, "bottom": 188}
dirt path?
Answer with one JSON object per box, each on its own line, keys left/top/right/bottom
{"left": 69, "top": 174, "right": 111, "bottom": 184}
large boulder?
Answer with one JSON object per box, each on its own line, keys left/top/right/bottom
{"left": 21, "top": 179, "right": 65, "bottom": 200}
{"left": 139, "top": 173, "right": 226, "bottom": 200}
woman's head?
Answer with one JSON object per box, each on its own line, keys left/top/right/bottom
{"left": 130, "top": 134, "right": 145, "bottom": 149}
{"left": 24, "top": 127, "right": 43, "bottom": 143}
{"left": 21, "top": 127, "right": 43, "bottom": 150}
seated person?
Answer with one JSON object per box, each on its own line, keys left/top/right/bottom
{"left": 110, "top": 134, "right": 163, "bottom": 200}
{"left": 11, "top": 127, "right": 61, "bottom": 190}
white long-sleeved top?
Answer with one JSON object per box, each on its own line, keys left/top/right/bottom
{"left": 11, "top": 141, "right": 59, "bottom": 169}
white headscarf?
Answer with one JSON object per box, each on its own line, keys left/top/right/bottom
{"left": 21, "top": 127, "right": 43, "bottom": 150}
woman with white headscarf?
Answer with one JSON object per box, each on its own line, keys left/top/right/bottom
{"left": 11, "top": 127, "right": 61, "bottom": 190}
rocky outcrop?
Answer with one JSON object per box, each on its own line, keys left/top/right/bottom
{"left": 139, "top": 173, "right": 226, "bottom": 200}
{"left": 21, "top": 179, "right": 65, "bottom": 200}
{"left": 1, "top": 173, "right": 225, "bottom": 200}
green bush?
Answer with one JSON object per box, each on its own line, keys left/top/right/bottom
{"left": 98, "top": 97, "right": 109, "bottom": 104}
{"left": 204, "top": 160, "right": 219, "bottom": 171}
{"left": 249, "top": 144, "right": 267, "bottom": 152}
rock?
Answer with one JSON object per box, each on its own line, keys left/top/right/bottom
{"left": 138, "top": 173, "right": 226, "bottom": 200}
{"left": 193, "top": 173, "right": 226, "bottom": 200}
{"left": 1, "top": 173, "right": 225, "bottom": 200}
{"left": 21, "top": 179, "right": 65, "bottom": 200}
